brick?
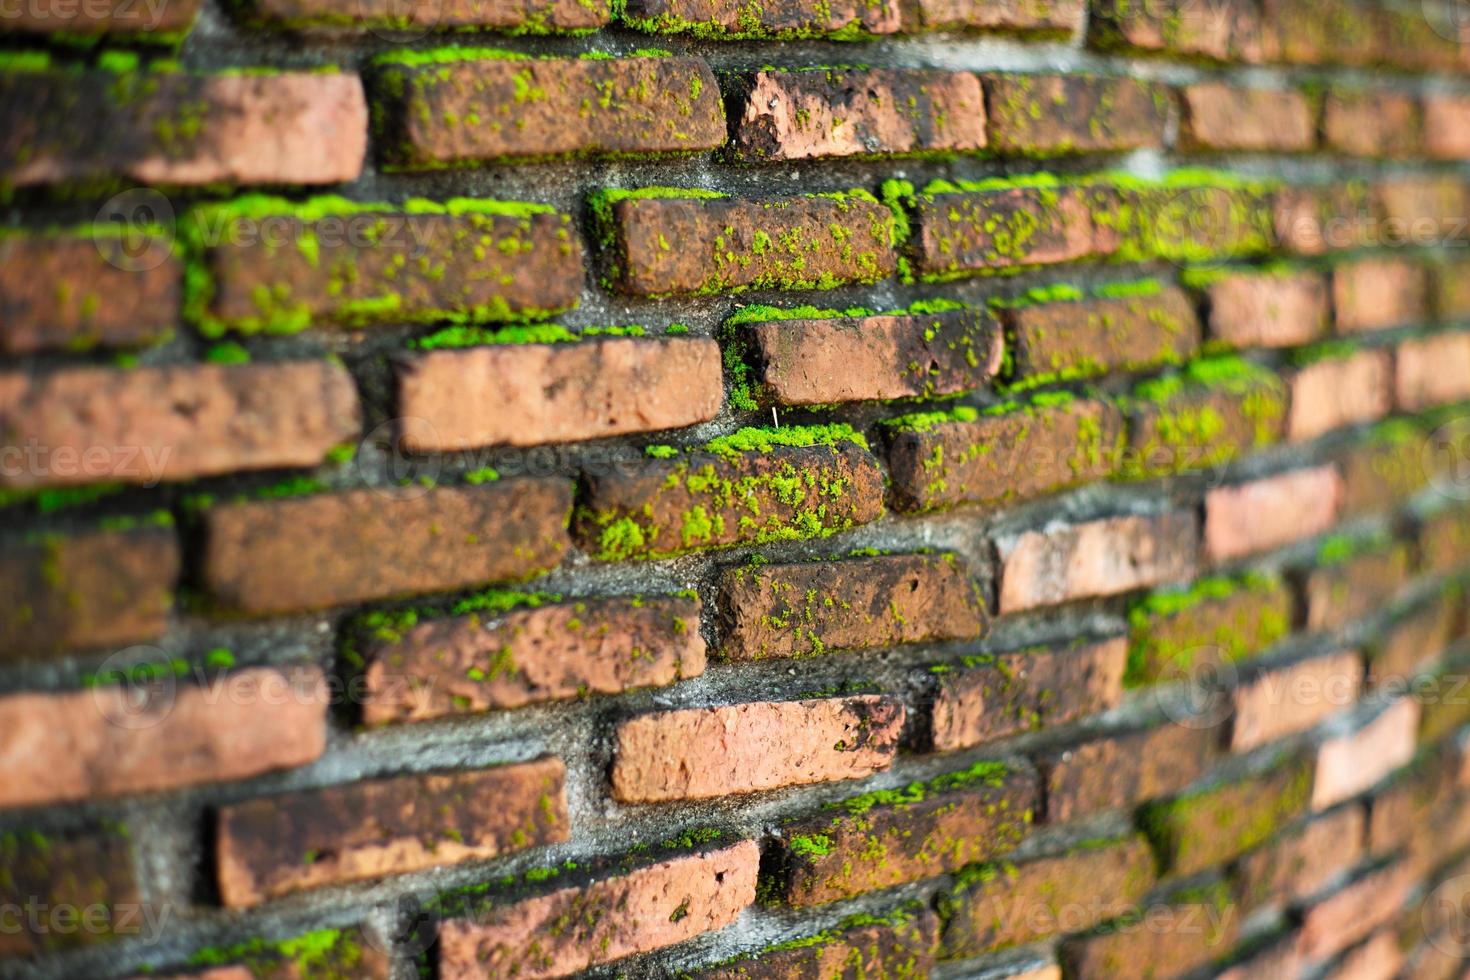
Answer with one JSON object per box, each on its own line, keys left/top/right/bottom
{"left": 438, "top": 841, "right": 758, "bottom": 978}
{"left": 1371, "top": 597, "right": 1456, "bottom": 687}
{"left": 373, "top": 56, "right": 723, "bottom": 169}
{"left": 1114, "top": 180, "right": 1276, "bottom": 262}
{"left": 0, "top": 0, "right": 198, "bottom": 33}
{"left": 1124, "top": 359, "right": 1287, "bottom": 477}
{"left": 904, "top": 0, "right": 1082, "bottom": 32}
{"left": 1376, "top": 175, "right": 1470, "bottom": 239}
{"left": 1418, "top": 507, "right": 1470, "bottom": 575}
{"left": 1322, "top": 91, "right": 1421, "bottom": 159}
{"left": 716, "top": 553, "right": 985, "bottom": 661}
{"left": 0, "top": 361, "right": 360, "bottom": 491}
{"left": 1059, "top": 883, "right": 1240, "bottom": 979}
{"left": 1259, "top": 0, "right": 1381, "bottom": 67}
{"left": 597, "top": 190, "right": 894, "bottom": 297}
{"left": 1230, "top": 651, "right": 1365, "bottom": 753}
{"left": 1288, "top": 349, "right": 1392, "bottom": 442}
{"left": 1433, "top": 259, "right": 1470, "bottom": 320}
{"left": 1328, "top": 931, "right": 1403, "bottom": 980}
{"left": 1042, "top": 723, "right": 1216, "bottom": 821}
{"left": 574, "top": 434, "right": 884, "bottom": 561}
{"left": 1303, "top": 540, "right": 1412, "bottom": 632}
{"left": 0, "top": 826, "right": 141, "bottom": 956}
{"left": 1313, "top": 698, "right": 1420, "bottom": 809}
{"left": 931, "top": 637, "right": 1125, "bottom": 751}
{"left": 204, "top": 481, "right": 571, "bottom": 615}
{"left": 0, "top": 666, "right": 327, "bottom": 809}
{"left": 907, "top": 183, "right": 1115, "bottom": 278}
{"left": 995, "top": 511, "right": 1199, "bottom": 614}
{"left": 687, "top": 908, "right": 938, "bottom": 980}
{"left": 1000, "top": 284, "right": 1200, "bottom": 386}
{"left": 217, "top": 757, "right": 568, "bottom": 907}
{"left": 1337, "top": 423, "right": 1430, "bottom": 518}
{"left": 1419, "top": 664, "right": 1470, "bottom": 746}
{"left": 984, "top": 75, "right": 1166, "bottom": 155}
{"left": 1, "top": 68, "right": 364, "bottom": 187}
{"left": 735, "top": 303, "right": 1003, "bottom": 406}
{"left": 941, "top": 837, "right": 1156, "bottom": 957}
{"left": 1299, "top": 862, "right": 1414, "bottom": 963}
{"left": 1204, "top": 467, "right": 1343, "bottom": 563}
{"left": 775, "top": 762, "right": 1037, "bottom": 906}
{"left": 1196, "top": 269, "right": 1330, "bottom": 350}
{"left": 1180, "top": 84, "right": 1315, "bottom": 152}
{"left": 1126, "top": 574, "right": 1293, "bottom": 688}
{"left": 245, "top": 0, "right": 607, "bottom": 30}
{"left": 729, "top": 68, "right": 985, "bottom": 162}
{"left": 1089, "top": 0, "right": 1264, "bottom": 62}
{"left": 1232, "top": 807, "right": 1365, "bottom": 913}
{"left": 398, "top": 336, "right": 722, "bottom": 451}
{"left": 0, "top": 231, "right": 180, "bottom": 355}
{"left": 1274, "top": 183, "right": 1382, "bottom": 256}
{"left": 1424, "top": 96, "right": 1470, "bottom": 160}
{"left": 192, "top": 200, "right": 581, "bottom": 335}
{"left": 1333, "top": 259, "right": 1431, "bottom": 334}
{"left": 611, "top": 696, "right": 903, "bottom": 803}
{"left": 1140, "top": 758, "right": 1315, "bottom": 876}
{"left": 1396, "top": 332, "right": 1470, "bottom": 411}
{"left": 622, "top": 0, "right": 898, "bottom": 36}
{"left": 1215, "top": 931, "right": 1307, "bottom": 980}
{"left": 886, "top": 397, "right": 1121, "bottom": 513}
{"left": 142, "top": 928, "right": 390, "bottom": 980}
{"left": 1, "top": 525, "right": 178, "bottom": 664}
{"left": 361, "top": 595, "right": 704, "bottom": 725}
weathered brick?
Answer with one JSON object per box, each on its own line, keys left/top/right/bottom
{"left": 1, "top": 67, "right": 364, "bottom": 187}
{"left": 623, "top": 0, "right": 896, "bottom": 35}
{"left": 1396, "top": 332, "right": 1470, "bottom": 411}
{"left": 438, "top": 841, "right": 758, "bottom": 979}
{"left": 398, "top": 336, "right": 722, "bottom": 451}
{"left": 940, "top": 837, "right": 1156, "bottom": 957}
{"left": 1041, "top": 723, "right": 1216, "bottom": 821}
{"left": 729, "top": 68, "right": 985, "bottom": 161}
{"left": 0, "top": 666, "right": 327, "bottom": 809}
{"left": 775, "top": 762, "right": 1037, "bottom": 906}
{"left": 1232, "top": 807, "right": 1365, "bottom": 912}
{"left": 1287, "top": 349, "right": 1392, "bottom": 441}
{"left": 0, "top": 0, "right": 198, "bottom": 34}
{"left": 1123, "top": 358, "right": 1287, "bottom": 477}
{"left": 0, "top": 361, "right": 360, "bottom": 490}
{"left": 1303, "top": 538, "right": 1412, "bottom": 632}
{"left": 886, "top": 397, "right": 1121, "bottom": 513}
{"left": 595, "top": 190, "right": 894, "bottom": 297}
{"left": 1229, "top": 651, "right": 1365, "bottom": 752}
{"left": 217, "top": 757, "right": 568, "bottom": 906}
{"left": 984, "top": 74, "right": 1166, "bottom": 155}
{"left": 1333, "top": 259, "right": 1431, "bottom": 334}
{"left": 1424, "top": 96, "right": 1470, "bottom": 160}
{"left": 1376, "top": 175, "right": 1470, "bottom": 239}
{"left": 142, "top": 928, "right": 388, "bottom": 980}
{"left": 1, "top": 524, "right": 178, "bottom": 664}
{"left": 717, "top": 553, "right": 984, "bottom": 660}
{"left": 1089, "top": 0, "right": 1264, "bottom": 62}
{"left": 574, "top": 431, "right": 884, "bottom": 561}
{"left": 1298, "top": 862, "right": 1413, "bottom": 963}
{"left": 1372, "top": 1, "right": 1468, "bottom": 72}
{"left": 0, "top": 826, "right": 142, "bottom": 957}
{"left": 1419, "top": 662, "right": 1470, "bottom": 746}
{"left": 1329, "top": 931, "right": 1403, "bottom": 980}
{"left": 1113, "top": 180, "right": 1277, "bottom": 262}
{"left": 1126, "top": 574, "right": 1293, "bottom": 688}
{"left": 1418, "top": 507, "right": 1470, "bottom": 576}
{"left": 191, "top": 200, "right": 582, "bottom": 335}
{"left": 931, "top": 637, "right": 1125, "bottom": 751}
{"left": 1435, "top": 258, "right": 1470, "bottom": 320}
{"left": 204, "top": 481, "right": 572, "bottom": 615}
{"left": 611, "top": 696, "right": 903, "bottom": 803}
{"left": 903, "top": 0, "right": 1083, "bottom": 33}
{"left": 995, "top": 511, "right": 1199, "bottom": 614}
{"left": 1313, "top": 698, "right": 1419, "bottom": 809}
{"left": 244, "top": 0, "right": 607, "bottom": 30}
{"left": 1274, "top": 182, "right": 1382, "bottom": 256}
{"left": 1371, "top": 597, "right": 1456, "bottom": 687}
{"left": 1214, "top": 931, "right": 1307, "bottom": 980}
{"left": 1180, "top": 84, "right": 1315, "bottom": 152}
{"left": 687, "top": 907, "right": 939, "bottom": 980}
{"left": 1204, "top": 467, "right": 1344, "bottom": 563}
{"left": 1337, "top": 422, "right": 1430, "bottom": 518}
{"left": 733, "top": 303, "right": 1003, "bottom": 406}
{"left": 1194, "top": 268, "right": 1330, "bottom": 350}
{"left": 372, "top": 55, "right": 723, "bottom": 168}
{"left": 1059, "top": 883, "right": 1240, "bottom": 979}
{"left": 1259, "top": 0, "right": 1381, "bottom": 67}
{"left": 1322, "top": 91, "right": 1420, "bottom": 159}
{"left": 361, "top": 595, "right": 704, "bottom": 725}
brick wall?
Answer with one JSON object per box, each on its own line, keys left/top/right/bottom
{"left": 4, "top": 0, "right": 1470, "bottom": 978}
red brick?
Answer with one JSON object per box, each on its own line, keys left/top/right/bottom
{"left": 984, "top": 74, "right": 1166, "bottom": 155}
{"left": 1313, "top": 698, "right": 1419, "bottom": 808}
{"left": 0, "top": 361, "right": 359, "bottom": 491}
{"left": 1424, "top": 96, "right": 1470, "bottom": 160}
{"left": 1126, "top": 574, "right": 1294, "bottom": 688}
{"left": 1322, "top": 91, "right": 1421, "bottom": 158}
{"left": 0, "top": 231, "right": 180, "bottom": 355}
{"left": 1376, "top": 176, "right": 1470, "bottom": 240}
{"left": 398, "top": 336, "right": 722, "bottom": 451}
{"left": 1299, "top": 862, "right": 1414, "bottom": 963}
{"left": 908, "top": 182, "right": 1115, "bottom": 278}
{"left": 0, "top": 0, "right": 198, "bottom": 33}
{"left": 1371, "top": 597, "right": 1456, "bottom": 687}
{"left": 1196, "top": 269, "right": 1330, "bottom": 350}
{"left": 887, "top": 398, "right": 1122, "bottom": 513}
{"left": 246, "top": 0, "right": 607, "bottom": 30}
{"left": 1303, "top": 541, "right": 1412, "bottom": 632}
{"left": 776, "top": 762, "right": 1037, "bottom": 906}
{"left": 373, "top": 56, "right": 723, "bottom": 168}
{"left": 932, "top": 637, "right": 1125, "bottom": 751}
{"left": 0, "top": 826, "right": 142, "bottom": 956}
{"left": 1396, "top": 332, "right": 1470, "bottom": 411}
{"left": 361, "top": 595, "right": 704, "bottom": 725}
{"left": 1, "top": 68, "right": 364, "bottom": 187}
{"left": 1059, "top": 884, "right": 1240, "bottom": 979}
{"left": 1418, "top": 507, "right": 1470, "bottom": 576}
{"left": 1, "top": 524, "right": 178, "bottom": 664}
{"left": 940, "top": 837, "right": 1157, "bottom": 957}
{"left": 1090, "top": 0, "right": 1264, "bottom": 62}
{"left": 217, "top": 757, "right": 568, "bottom": 907}
{"left": 622, "top": 0, "right": 898, "bottom": 36}
{"left": 729, "top": 68, "right": 985, "bottom": 161}
{"left": 1259, "top": 0, "right": 1382, "bottom": 67}
{"left": 611, "top": 696, "right": 903, "bottom": 803}
{"left": 904, "top": 0, "right": 1082, "bottom": 33}
{"left": 717, "top": 553, "right": 984, "bottom": 660}
{"left": 687, "top": 908, "right": 938, "bottom": 979}
{"left": 192, "top": 201, "right": 581, "bottom": 335}
{"left": 1204, "top": 466, "right": 1343, "bottom": 563}
{"left": 1274, "top": 183, "right": 1382, "bottom": 256}
{"left": 140, "top": 928, "right": 390, "bottom": 980}
{"left": 1124, "top": 361, "right": 1288, "bottom": 477}
{"left": 204, "top": 481, "right": 571, "bottom": 615}
{"left": 1042, "top": 723, "right": 1217, "bottom": 821}
{"left": 1215, "top": 931, "right": 1307, "bottom": 980}
{"left": 1337, "top": 423, "right": 1430, "bottom": 518}
{"left": 1328, "top": 931, "right": 1404, "bottom": 980}
{"left": 1230, "top": 651, "right": 1365, "bottom": 752}
{"left": 734, "top": 303, "right": 1003, "bottom": 406}
{"left": 596, "top": 190, "right": 894, "bottom": 297}
{"left": 995, "top": 511, "right": 1198, "bottom": 614}
{"left": 0, "top": 666, "right": 327, "bottom": 809}
{"left": 438, "top": 841, "right": 758, "bottom": 978}
{"left": 1180, "top": 84, "right": 1315, "bottom": 152}
{"left": 1333, "top": 259, "right": 1431, "bottom": 334}
{"left": 1233, "top": 807, "right": 1366, "bottom": 911}
{"left": 1288, "top": 349, "right": 1392, "bottom": 441}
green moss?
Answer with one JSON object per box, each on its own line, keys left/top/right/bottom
{"left": 1093, "top": 277, "right": 1162, "bottom": 299}
{"left": 645, "top": 444, "right": 679, "bottom": 459}
{"left": 1126, "top": 572, "right": 1289, "bottom": 687}
{"left": 464, "top": 466, "right": 500, "bottom": 484}
{"left": 411, "top": 323, "right": 578, "bottom": 349}
{"left": 189, "top": 928, "right": 367, "bottom": 979}
{"left": 832, "top": 760, "right": 1011, "bottom": 816}
{"left": 702, "top": 423, "right": 869, "bottom": 459}
{"left": 205, "top": 341, "right": 251, "bottom": 365}
{"left": 371, "top": 47, "right": 532, "bottom": 66}
{"left": 879, "top": 405, "right": 980, "bottom": 434}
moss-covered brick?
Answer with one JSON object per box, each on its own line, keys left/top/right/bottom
{"left": 1088, "top": 0, "right": 1264, "bottom": 62}
{"left": 774, "top": 761, "right": 1038, "bottom": 906}
{"left": 1418, "top": 506, "right": 1470, "bottom": 577}
{"left": 0, "top": 825, "right": 141, "bottom": 957}
{"left": 1231, "top": 806, "right": 1364, "bottom": 913}
{"left": 885, "top": 395, "right": 1123, "bottom": 513}
{"left": 240, "top": 0, "right": 608, "bottom": 31}
{"left": 1058, "top": 880, "right": 1240, "bottom": 979}
{"left": 1107, "top": 174, "right": 1277, "bottom": 263}
{"left": 1433, "top": 256, "right": 1470, "bottom": 318}
{"left": 686, "top": 905, "right": 940, "bottom": 979}
{"left": 619, "top": 0, "right": 899, "bottom": 39}
{"left": 180, "top": 927, "right": 389, "bottom": 979}
{"left": 1040, "top": 723, "right": 1217, "bottom": 821}
{"left": 983, "top": 74, "right": 1168, "bottom": 156}
{"left": 371, "top": 54, "right": 723, "bottom": 169}
{"left": 905, "top": 0, "right": 1083, "bottom": 35}
{"left": 1259, "top": 0, "right": 1382, "bottom": 67}
{"left": 1337, "top": 420, "right": 1429, "bottom": 518}
{"left": 938, "top": 836, "right": 1157, "bottom": 957}
{"left": 1417, "top": 661, "right": 1470, "bottom": 746}
{"left": 1302, "top": 535, "right": 1412, "bottom": 632}
{"left": 1190, "top": 266, "right": 1330, "bottom": 350}
{"left": 1125, "top": 573, "right": 1291, "bottom": 688}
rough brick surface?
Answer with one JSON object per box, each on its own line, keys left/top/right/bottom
{"left": 1333, "top": 259, "right": 1430, "bottom": 333}
{"left": 1372, "top": 598, "right": 1456, "bottom": 686}
{"left": 1274, "top": 183, "right": 1382, "bottom": 256}
{"left": 0, "top": 361, "right": 360, "bottom": 490}
{"left": 730, "top": 68, "right": 985, "bottom": 161}
{"left": 0, "top": 0, "right": 198, "bottom": 33}
{"left": 373, "top": 56, "right": 724, "bottom": 168}
{"left": 1091, "top": 0, "right": 1264, "bottom": 62}
{"left": 995, "top": 511, "right": 1198, "bottom": 613}
{"left": 1232, "top": 806, "right": 1365, "bottom": 911}
{"left": 204, "top": 481, "right": 572, "bottom": 615}
{"left": 247, "top": 0, "right": 608, "bottom": 29}
{"left": 716, "top": 553, "right": 985, "bottom": 660}
{"left": 1124, "top": 368, "right": 1287, "bottom": 477}
{"left": 905, "top": 0, "right": 1083, "bottom": 33}
{"left": 1424, "top": 96, "right": 1470, "bottom": 160}
{"left": 1418, "top": 507, "right": 1470, "bottom": 576}
{"left": 1126, "top": 575, "right": 1293, "bottom": 688}
{"left": 1395, "top": 332, "right": 1470, "bottom": 411}
{"left": 1042, "top": 723, "right": 1217, "bottom": 821}
{"left": 611, "top": 696, "right": 903, "bottom": 802}
{"left": 398, "top": 337, "right": 723, "bottom": 450}
{"left": 985, "top": 75, "right": 1166, "bottom": 154}
{"left": 623, "top": 0, "right": 898, "bottom": 36}
{"left": 687, "top": 910, "right": 939, "bottom": 980}
{"left": 1304, "top": 543, "right": 1412, "bottom": 632}
{"left": 1197, "top": 269, "right": 1330, "bottom": 349}
{"left": 0, "top": 826, "right": 142, "bottom": 956}
{"left": 362, "top": 596, "right": 704, "bottom": 724}
{"left": 1000, "top": 287, "right": 1200, "bottom": 386}
{"left": 1298, "top": 862, "right": 1413, "bottom": 963}
{"left": 1287, "top": 350, "right": 1392, "bottom": 441}
{"left": 0, "top": 667, "right": 327, "bottom": 809}
{"left": 909, "top": 185, "right": 1113, "bottom": 278}
{"left": 1337, "top": 427, "right": 1430, "bottom": 518}
{"left": 1312, "top": 698, "right": 1419, "bottom": 808}
{"left": 1436, "top": 258, "right": 1470, "bottom": 319}
{"left": 1229, "top": 651, "right": 1365, "bottom": 752}
{"left": 217, "top": 757, "right": 568, "bottom": 906}
{"left": 1322, "top": 91, "right": 1420, "bottom": 158}
{"left": 1059, "top": 886, "right": 1240, "bottom": 979}
{"left": 1204, "top": 467, "right": 1343, "bottom": 563}
{"left": 1180, "top": 84, "right": 1315, "bottom": 152}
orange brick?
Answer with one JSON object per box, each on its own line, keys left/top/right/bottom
{"left": 1204, "top": 467, "right": 1343, "bottom": 563}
